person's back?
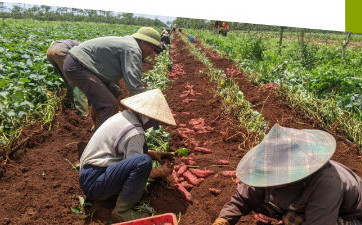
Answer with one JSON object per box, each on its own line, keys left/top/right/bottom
{"left": 161, "top": 32, "right": 170, "bottom": 45}
{"left": 47, "top": 39, "right": 89, "bottom": 118}
{"left": 329, "top": 160, "right": 362, "bottom": 219}
{"left": 69, "top": 36, "right": 141, "bottom": 83}
{"left": 47, "top": 39, "right": 79, "bottom": 77}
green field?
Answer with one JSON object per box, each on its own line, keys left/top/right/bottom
{"left": 1, "top": 19, "right": 361, "bottom": 153}
{"left": 0, "top": 19, "right": 170, "bottom": 152}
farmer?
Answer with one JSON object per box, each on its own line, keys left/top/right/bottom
{"left": 188, "top": 35, "right": 195, "bottom": 43}
{"left": 63, "top": 27, "right": 162, "bottom": 129}
{"left": 221, "top": 21, "right": 230, "bottom": 36}
{"left": 46, "top": 39, "right": 89, "bottom": 118}
{"left": 161, "top": 29, "right": 171, "bottom": 45}
{"left": 79, "top": 89, "right": 176, "bottom": 222}
{"left": 172, "top": 24, "right": 177, "bottom": 33}
{"left": 213, "top": 124, "right": 362, "bottom": 225}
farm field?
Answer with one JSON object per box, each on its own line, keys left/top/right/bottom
{"left": 0, "top": 20, "right": 361, "bottom": 225}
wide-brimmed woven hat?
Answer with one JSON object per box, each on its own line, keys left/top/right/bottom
{"left": 120, "top": 89, "right": 176, "bottom": 126}
{"left": 236, "top": 124, "right": 336, "bottom": 187}
{"left": 132, "top": 27, "right": 161, "bottom": 47}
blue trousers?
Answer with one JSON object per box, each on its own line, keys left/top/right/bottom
{"left": 79, "top": 154, "right": 152, "bottom": 203}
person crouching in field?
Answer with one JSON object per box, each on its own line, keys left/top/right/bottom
{"left": 46, "top": 39, "right": 89, "bottom": 119}
{"left": 161, "top": 29, "right": 171, "bottom": 45}
{"left": 213, "top": 124, "right": 362, "bottom": 225}
{"left": 63, "top": 27, "right": 162, "bottom": 130}
{"left": 78, "top": 89, "right": 176, "bottom": 223}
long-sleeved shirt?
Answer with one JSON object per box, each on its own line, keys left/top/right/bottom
{"left": 69, "top": 36, "right": 145, "bottom": 95}
{"left": 219, "top": 160, "right": 362, "bottom": 225}
{"left": 47, "top": 39, "right": 79, "bottom": 76}
{"left": 79, "top": 110, "right": 148, "bottom": 170}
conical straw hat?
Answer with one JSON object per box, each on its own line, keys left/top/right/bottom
{"left": 120, "top": 89, "right": 176, "bottom": 126}
{"left": 236, "top": 124, "right": 336, "bottom": 187}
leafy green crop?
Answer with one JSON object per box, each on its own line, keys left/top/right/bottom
{"left": 189, "top": 29, "right": 362, "bottom": 120}
{"left": 0, "top": 19, "right": 145, "bottom": 153}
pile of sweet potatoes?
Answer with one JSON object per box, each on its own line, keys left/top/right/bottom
{"left": 167, "top": 156, "right": 215, "bottom": 202}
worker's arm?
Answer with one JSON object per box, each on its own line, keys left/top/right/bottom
{"left": 215, "top": 184, "right": 265, "bottom": 225}
{"left": 120, "top": 48, "right": 145, "bottom": 96}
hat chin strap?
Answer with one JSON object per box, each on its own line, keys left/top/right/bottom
{"left": 132, "top": 111, "right": 155, "bottom": 127}
{"left": 132, "top": 111, "right": 145, "bottom": 126}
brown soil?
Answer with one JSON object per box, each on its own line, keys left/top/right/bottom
{"left": 0, "top": 33, "right": 360, "bottom": 225}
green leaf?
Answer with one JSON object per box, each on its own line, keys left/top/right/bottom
{"left": 18, "top": 111, "right": 27, "bottom": 117}
{"left": 19, "top": 77, "right": 30, "bottom": 83}
{"left": 177, "top": 148, "right": 189, "bottom": 157}
{"left": 7, "top": 111, "right": 16, "bottom": 117}
{"left": 0, "top": 80, "right": 9, "bottom": 89}
{"left": 78, "top": 196, "right": 85, "bottom": 206}
{"left": 71, "top": 207, "right": 83, "bottom": 216}
{"left": 0, "top": 91, "right": 9, "bottom": 98}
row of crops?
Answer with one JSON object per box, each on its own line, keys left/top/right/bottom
{"left": 189, "top": 30, "right": 362, "bottom": 116}
{"left": 0, "top": 19, "right": 143, "bottom": 152}
{"left": 1, "top": 19, "right": 361, "bottom": 154}
{"left": 186, "top": 29, "right": 361, "bottom": 145}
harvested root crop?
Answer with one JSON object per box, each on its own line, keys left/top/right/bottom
{"left": 174, "top": 183, "right": 192, "bottom": 202}
{"left": 177, "top": 164, "right": 188, "bottom": 176}
{"left": 221, "top": 170, "right": 236, "bottom": 178}
{"left": 181, "top": 156, "right": 197, "bottom": 165}
{"left": 194, "top": 146, "right": 213, "bottom": 154}
{"left": 209, "top": 188, "right": 222, "bottom": 195}
{"left": 189, "top": 168, "right": 215, "bottom": 178}
{"left": 218, "top": 160, "right": 230, "bottom": 165}
{"left": 183, "top": 170, "right": 201, "bottom": 186}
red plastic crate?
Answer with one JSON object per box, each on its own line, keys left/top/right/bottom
{"left": 113, "top": 213, "right": 178, "bottom": 225}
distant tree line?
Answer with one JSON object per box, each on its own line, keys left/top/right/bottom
{"left": 1, "top": 2, "right": 358, "bottom": 37}
{"left": 0, "top": 2, "right": 167, "bottom": 27}
{"left": 172, "top": 17, "right": 352, "bottom": 35}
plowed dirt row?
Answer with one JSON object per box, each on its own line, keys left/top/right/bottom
{"left": 192, "top": 35, "right": 361, "bottom": 176}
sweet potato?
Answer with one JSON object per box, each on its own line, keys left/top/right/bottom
{"left": 180, "top": 91, "right": 190, "bottom": 98}
{"left": 189, "top": 168, "right": 215, "bottom": 178}
{"left": 171, "top": 170, "right": 179, "bottom": 183}
{"left": 185, "top": 83, "right": 194, "bottom": 89}
{"left": 183, "top": 170, "right": 201, "bottom": 186}
{"left": 180, "top": 181, "right": 194, "bottom": 189}
{"left": 194, "top": 147, "right": 213, "bottom": 154}
{"left": 182, "top": 98, "right": 196, "bottom": 103}
{"left": 189, "top": 139, "right": 199, "bottom": 148}
{"left": 174, "top": 164, "right": 181, "bottom": 171}
{"left": 174, "top": 184, "right": 192, "bottom": 202}
{"left": 221, "top": 170, "right": 236, "bottom": 178}
{"left": 178, "top": 128, "right": 196, "bottom": 135}
{"left": 181, "top": 156, "right": 197, "bottom": 165}
{"left": 218, "top": 160, "right": 230, "bottom": 165}
{"left": 209, "top": 188, "right": 222, "bottom": 195}
{"left": 177, "top": 164, "right": 188, "bottom": 176}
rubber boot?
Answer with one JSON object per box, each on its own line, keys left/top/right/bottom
{"left": 73, "top": 87, "right": 89, "bottom": 119}
{"left": 111, "top": 196, "right": 149, "bottom": 223}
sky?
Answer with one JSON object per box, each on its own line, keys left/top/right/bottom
{"left": 2, "top": 2, "right": 176, "bottom": 24}
{"left": 2, "top": 0, "right": 347, "bottom": 32}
